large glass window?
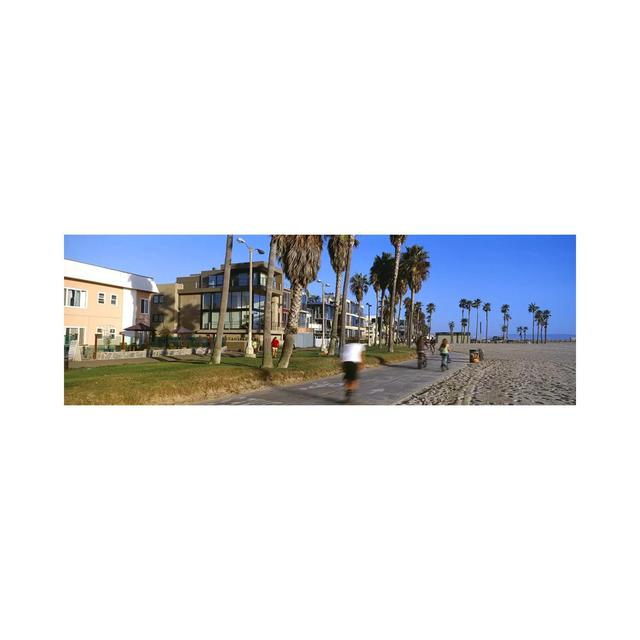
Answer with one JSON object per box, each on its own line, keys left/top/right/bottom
{"left": 201, "top": 311, "right": 210, "bottom": 330}
{"left": 253, "top": 293, "right": 265, "bottom": 311}
{"left": 231, "top": 272, "right": 249, "bottom": 287}
{"left": 207, "top": 274, "right": 224, "bottom": 287}
{"left": 253, "top": 272, "right": 267, "bottom": 287}
{"left": 202, "top": 293, "right": 211, "bottom": 310}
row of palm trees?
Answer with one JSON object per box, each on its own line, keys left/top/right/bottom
{"left": 451, "top": 299, "right": 552, "bottom": 343}
{"left": 209, "top": 234, "right": 426, "bottom": 370}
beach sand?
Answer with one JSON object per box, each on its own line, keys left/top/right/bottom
{"left": 404, "top": 342, "right": 576, "bottom": 405}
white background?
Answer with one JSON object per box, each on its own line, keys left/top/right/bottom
{"left": 2, "top": 1, "right": 639, "bottom": 638}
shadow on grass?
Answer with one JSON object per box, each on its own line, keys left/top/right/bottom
{"left": 151, "top": 356, "right": 210, "bottom": 365}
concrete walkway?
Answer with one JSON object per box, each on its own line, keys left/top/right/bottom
{"left": 203, "top": 352, "right": 469, "bottom": 405}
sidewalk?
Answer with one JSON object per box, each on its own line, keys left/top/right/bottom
{"left": 202, "top": 352, "right": 469, "bottom": 405}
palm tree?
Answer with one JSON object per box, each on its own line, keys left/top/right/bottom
{"left": 528, "top": 303, "right": 539, "bottom": 344}
{"left": 394, "top": 275, "right": 408, "bottom": 344}
{"left": 448, "top": 320, "right": 455, "bottom": 342}
{"left": 327, "top": 235, "right": 352, "bottom": 356}
{"left": 349, "top": 273, "right": 369, "bottom": 343}
{"left": 369, "top": 269, "right": 381, "bottom": 347}
{"left": 500, "top": 304, "right": 510, "bottom": 341}
{"left": 461, "top": 317, "right": 468, "bottom": 338}
{"left": 504, "top": 313, "right": 512, "bottom": 341}
{"left": 413, "top": 301, "right": 423, "bottom": 339}
{"left": 542, "top": 309, "right": 551, "bottom": 343}
{"left": 370, "top": 252, "right": 394, "bottom": 347}
{"left": 534, "top": 309, "right": 543, "bottom": 343}
{"left": 275, "top": 235, "right": 324, "bottom": 368}
{"left": 501, "top": 324, "right": 508, "bottom": 341}
{"left": 426, "top": 303, "right": 436, "bottom": 336}
{"left": 522, "top": 326, "right": 528, "bottom": 342}
{"left": 482, "top": 302, "right": 491, "bottom": 343}
{"left": 260, "top": 235, "right": 277, "bottom": 368}
{"left": 517, "top": 326, "right": 524, "bottom": 341}
{"left": 472, "top": 298, "right": 481, "bottom": 342}
{"left": 388, "top": 235, "right": 407, "bottom": 351}
{"left": 465, "top": 300, "right": 473, "bottom": 342}
{"left": 459, "top": 298, "right": 468, "bottom": 332}
{"left": 339, "top": 236, "right": 357, "bottom": 350}
{"left": 401, "top": 245, "right": 431, "bottom": 346}
{"left": 211, "top": 234, "right": 233, "bottom": 364}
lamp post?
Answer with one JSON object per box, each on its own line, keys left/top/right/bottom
{"left": 366, "top": 302, "right": 372, "bottom": 346}
{"left": 237, "top": 237, "right": 265, "bottom": 358}
{"left": 317, "top": 279, "right": 328, "bottom": 353}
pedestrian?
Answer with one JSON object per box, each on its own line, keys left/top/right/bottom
{"left": 430, "top": 336, "right": 437, "bottom": 354}
{"left": 416, "top": 333, "right": 427, "bottom": 369}
{"left": 271, "top": 336, "right": 280, "bottom": 358}
{"left": 439, "top": 338, "right": 450, "bottom": 371}
{"left": 340, "top": 339, "right": 366, "bottom": 403}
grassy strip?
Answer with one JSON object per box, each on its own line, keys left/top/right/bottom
{"left": 64, "top": 347, "right": 416, "bottom": 405}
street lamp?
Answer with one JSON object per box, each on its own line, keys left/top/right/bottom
{"left": 316, "top": 279, "right": 329, "bottom": 353}
{"left": 366, "top": 302, "right": 372, "bottom": 346}
{"left": 237, "top": 237, "right": 265, "bottom": 358}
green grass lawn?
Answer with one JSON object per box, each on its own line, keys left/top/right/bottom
{"left": 64, "top": 346, "right": 416, "bottom": 405}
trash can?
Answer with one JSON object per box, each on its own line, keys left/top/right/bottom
{"left": 469, "top": 349, "right": 480, "bottom": 363}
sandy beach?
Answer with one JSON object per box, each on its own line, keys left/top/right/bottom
{"left": 404, "top": 342, "right": 576, "bottom": 405}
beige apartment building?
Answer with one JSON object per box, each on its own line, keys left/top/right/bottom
{"left": 64, "top": 259, "right": 159, "bottom": 347}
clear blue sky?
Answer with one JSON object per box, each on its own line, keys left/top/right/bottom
{"left": 65, "top": 235, "right": 576, "bottom": 336}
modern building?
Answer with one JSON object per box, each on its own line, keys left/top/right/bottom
{"left": 150, "top": 261, "right": 290, "bottom": 350}
{"left": 306, "top": 293, "right": 367, "bottom": 343}
{"left": 64, "top": 259, "right": 159, "bottom": 347}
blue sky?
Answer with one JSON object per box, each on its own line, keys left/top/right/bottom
{"left": 65, "top": 235, "right": 576, "bottom": 336}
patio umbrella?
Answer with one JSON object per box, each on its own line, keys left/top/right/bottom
{"left": 122, "top": 322, "right": 153, "bottom": 348}
{"left": 173, "top": 325, "right": 193, "bottom": 347}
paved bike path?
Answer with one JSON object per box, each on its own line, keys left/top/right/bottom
{"left": 204, "top": 352, "right": 469, "bottom": 405}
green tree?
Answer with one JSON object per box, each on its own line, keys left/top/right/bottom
{"left": 339, "top": 236, "right": 356, "bottom": 350}
{"left": 401, "top": 245, "right": 431, "bottom": 346}
{"left": 482, "top": 302, "right": 491, "bottom": 342}
{"left": 349, "top": 273, "right": 369, "bottom": 343}
{"left": 472, "top": 298, "right": 481, "bottom": 342}
{"left": 276, "top": 235, "right": 324, "bottom": 368}
{"left": 528, "top": 303, "right": 539, "bottom": 344}
{"left": 448, "top": 320, "right": 455, "bottom": 342}
{"left": 426, "top": 302, "right": 436, "bottom": 335}
{"left": 327, "top": 235, "right": 352, "bottom": 356}
{"left": 370, "top": 252, "right": 394, "bottom": 347}
{"left": 388, "top": 235, "right": 407, "bottom": 351}
{"left": 542, "top": 309, "right": 551, "bottom": 343}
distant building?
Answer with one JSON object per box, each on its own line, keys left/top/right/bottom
{"left": 64, "top": 259, "right": 159, "bottom": 347}
{"left": 306, "top": 293, "right": 367, "bottom": 342}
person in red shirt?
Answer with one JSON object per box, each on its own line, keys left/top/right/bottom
{"left": 271, "top": 336, "right": 280, "bottom": 358}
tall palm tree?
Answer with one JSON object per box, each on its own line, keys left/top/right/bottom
{"left": 465, "top": 300, "right": 473, "bottom": 342}
{"left": 472, "top": 298, "right": 481, "bottom": 342}
{"left": 517, "top": 326, "right": 524, "bottom": 341}
{"left": 482, "top": 302, "right": 491, "bottom": 343}
{"left": 461, "top": 317, "right": 468, "bottom": 338}
{"left": 395, "top": 275, "right": 408, "bottom": 340}
{"left": 504, "top": 313, "right": 512, "bottom": 341}
{"left": 349, "top": 273, "right": 369, "bottom": 343}
{"left": 368, "top": 267, "right": 381, "bottom": 347}
{"left": 413, "top": 301, "right": 423, "bottom": 339}
{"left": 339, "top": 236, "right": 356, "bottom": 350}
{"left": 275, "top": 235, "right": 324, "bottom": 368}
{"left": 370, "top": 252, "right": 394, "bottom": 347}
{"left": 426, "top": 303, "right": 436, "bottom": 335}
{"left": 522, "top": 326, "right": 528, "bottom": 342}
{"left": 459, "top": 299, "right": 468, "bottom": 341}
{"left": 388, "top": 235, "right": 407, "bottom": 352}
{"left": 534, "top": 309, "right": 543, "bottom": 343}
{"left": 403, "top": 297, "right": 412, "bottom": 339}
{"left": 327, "top": 235, "right": 352, "bottom": 356}
{"left": 261, "top": 235, "right": 277, "bottom": 368}
{"left": 401, "top": 245, "right": 431, "bottom": 346}
{"left": 211, "top": 234, "right": 233, "bottom": 364}
{"left": 448, "top": 320, "right": 455, "bottom": 342}
{"left": 542, "top": 309, "right": 551, "bottom": 343}
{"left": 528, "top": 303, "right": 539, "bottom": 344}
{"left": 501, "top": 324, "right": 508, "bottom": 341}
{"left": 500, "top": 304, "right": 510, "bottom": 341}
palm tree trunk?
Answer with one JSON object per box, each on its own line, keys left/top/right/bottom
{"left": 389, "top": 248, "right": 401, "bottom": 352}
{"left": 277, "top": 284, "right": 303, "bottom": 368}
{"left": 475, "top": 308, "right": 479, "bottom": 342}
{"left": 374, "top": 289, "right": 380, "bottom": 347}
{"left": 339, "top": 239, "right": 353, "bottom": 351}
{"left": 328, "top": 271, "right": 342, "bottom": 356}
{"left": 485, "top": 311, "right": 489, "bottom": 342}
{"left": 408, "top": 289, "right": 415, "bottom": 345}
{"left": 261, "top": 236, "right": 277, "bottom": 368}
{"left": 396, "top": 297, "right": 402, "bottom": 344}
{"left": 531, "top": 314, "right": 535, "bottom": 345}
{"left": 211, "top": 234, "right": 233, "bottom": 364}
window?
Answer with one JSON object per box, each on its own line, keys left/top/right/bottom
{"left": 111, "top": 294, "right": 117, "bottom": 305}
{"left": 64, "top": 288, "right": 87, "bottom": 308}
{"left": 152, "top": 314, "right": 163, "bottom": 323}
{"left": 231, "top": 272, "right": 249, "bottom": 287}
{"left": 98, "top": 292, "right": 105, "bottom": 304}
{"left": 207, "top": 274, "right": 224, "bottom": 287}
{"left": 253, "top": 272, "right": 267, "bottom": 287}
{"left": 140, "top": 298, "right": 149, "bottom": 314}
{"left": 152, "top": 294, "right": 165, "bottom": 304}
